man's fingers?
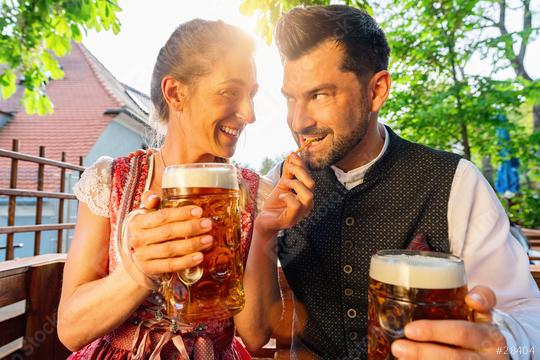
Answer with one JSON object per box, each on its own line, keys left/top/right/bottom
{"left": 140, "top": 252, "right": 205, "bottom": 275}
{"left": 141, "top": 190, "right": 161, "bottom": 210}
{"left": 287, "top": 152, "right": 304, "bottom": 166}
{"left": 278, "top": 193, "right": 302, "bottom": 222}
{"left": 284, "top": 152, "right": 307, "bottom": 179}
{"left": 284, "top": 164, "right": 315, "bottom": 190}
{"left": 391, "top": 339, "right": 483, "bottom": 360}
{"left": 280, "top": 179, "right": 313, "bottom": 210}
{"left": 466, "top": 285, "right": 497, "bottom": 312}
{"left": 137, "top": 206, "right": 203, "bottom": 229}
{"left": 404, "top": 320, "right": 506, "bottom": 350}
{"left": 135, "top": 235, "right": 213, "bottom": 261}
{"left": 135, "top": 217, "right": 213, "bottom": 245}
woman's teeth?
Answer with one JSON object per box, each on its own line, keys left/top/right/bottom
{"left": 220, "top": 126, "right": 240, "bottom": 137}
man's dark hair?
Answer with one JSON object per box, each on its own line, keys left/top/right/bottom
{"left": 275, "top": 5, "right": 390, "bottom": 81}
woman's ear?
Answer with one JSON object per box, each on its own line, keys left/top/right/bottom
{"left": 368, "top": 70, "right": 391, "bottom": 113}
{"left": 161, "top": 75, "right": 187, "bottom": 112}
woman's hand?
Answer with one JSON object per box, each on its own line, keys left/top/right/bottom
{"left": 125, "top": 191, "right": 214, "bottom": 276}
{"left": 255, "top": 153, "right": 315, "bottom": 236}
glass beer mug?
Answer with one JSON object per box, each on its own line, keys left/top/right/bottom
{"left": 120, "top": 163, "right": 245, "bottom": 323}
{"left": 368, "top": 250, "right": 469, "bottom": 360}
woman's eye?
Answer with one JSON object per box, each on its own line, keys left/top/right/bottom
{"left": 221, "top": 89, "right": 239, "bottom": 98}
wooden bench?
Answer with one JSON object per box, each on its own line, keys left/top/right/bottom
{"left": 0, "top": 254, "right": 70, "bottom": 360}
{"left": 523, "top": 227, "right": 540, "bottom": 248}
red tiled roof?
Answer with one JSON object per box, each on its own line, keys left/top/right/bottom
{"left": 0, "top": 43, "right": 148, "bottom": 192}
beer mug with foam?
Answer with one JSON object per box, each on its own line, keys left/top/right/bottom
{"left": 368, "top": 250, "right": 469, "bottom": 359}
{"left": 120, "top": 163, "right": 244, "bottom": 324}
{"left": 160, "top": 163, "right": 244, "bottom": 323}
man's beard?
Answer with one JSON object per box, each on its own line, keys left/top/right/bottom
{"left": 304, "top": 113, "right": 370, "bottom": 171}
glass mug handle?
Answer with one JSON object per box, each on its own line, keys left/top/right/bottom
{"left": 119, "top": 208, "right": 161, "bottom": 290}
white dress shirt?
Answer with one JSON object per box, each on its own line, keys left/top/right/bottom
{"left": 266, "top": 125, "right": 540, "bottom": 358}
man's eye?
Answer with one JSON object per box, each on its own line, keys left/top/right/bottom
{"left": 313, "top": 93, "right": 328, "bottom": 100}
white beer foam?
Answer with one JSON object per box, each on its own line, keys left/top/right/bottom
{"left": 369, "top": 254, "right": 466, "bottom": 289}
{"left": 162, "top": 164, "right": 238, "bottom": 190}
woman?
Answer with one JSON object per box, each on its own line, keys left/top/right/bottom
{"left": 58, "top": 19, "right": 314, "bottom": 359}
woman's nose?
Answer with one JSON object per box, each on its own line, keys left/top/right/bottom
{"left": 236, "top": 98, "right": 256, "bottom": 124}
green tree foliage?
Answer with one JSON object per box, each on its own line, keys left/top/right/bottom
{"left": 259, "top": 153, "right": 287, "bottom": 175}
{"left": 240, "top": 0, "right": 371, "bottom": 44}
{"left": 0, "top": 0, "right": 121, "bottom": 115}
{"left": 242, "top": 0, "right": 540, "bottom": 227}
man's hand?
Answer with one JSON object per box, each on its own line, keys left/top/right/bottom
{"left": 391, "top": 286, "right": 509, "bottom": 359}
{"left": 255, "top": 153, "right": 314, "bottom": 236}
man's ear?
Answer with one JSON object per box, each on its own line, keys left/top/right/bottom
{"left": 369, "top": 70, "right": 391, "bottom": 113}
{"left": 161, "top": 75, "right": 187, "bottom": 112}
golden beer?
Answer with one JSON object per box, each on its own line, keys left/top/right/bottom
{"left": 368, "top": 250, "right": 469, "bottom": 360}
{"left": 160, "top": 163, "right": 244, "bottom": 323}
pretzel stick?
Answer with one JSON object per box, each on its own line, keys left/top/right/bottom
{"left": 293, "top": 138, "right": 316, "bottom": 155}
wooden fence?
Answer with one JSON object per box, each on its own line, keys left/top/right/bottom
{"left": 0, "top": 139, "right": 84, "bottom": 260}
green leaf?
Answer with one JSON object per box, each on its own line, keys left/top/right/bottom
{"left": 71, "top": 24, "right": 83, "bottom": 42}
{"left": 112, "top": 20, "right": 121, "bottom": 35}
{"left": 36, "top": 93, "right": 54, "bottom": 115}
{"left": 0, "top": 0, "right": 122, "bottom": 115}
{"left": 54, "top": 16, "right": 70, "bottom": 36}
{"left": 45, "top": 33, "right": 72, "bottom": 57}
{"left": 40, "top": 51, "right": 64, "bottom": 80}
{"left": 22, "top": 89, "right": 38, "bottom": 115}
{"left": 0, "top": 69, "right": 16, "bottom": 99}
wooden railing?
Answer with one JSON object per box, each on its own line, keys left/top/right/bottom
{"left": 0, "top": 139, "right": 85, "bottom": 260}
{"left": 0, "top": 254, "right": 70, "bottom": 359}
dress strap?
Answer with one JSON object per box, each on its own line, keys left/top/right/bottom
{"left": 129, "top": 317, "right": 235, "bottom": 359}
{"left": 130, "top": 318, "right": 192, "bottom": 360}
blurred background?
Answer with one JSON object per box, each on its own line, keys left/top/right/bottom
{"left": 0, "top": 0, "right": 539, "bottom": 260}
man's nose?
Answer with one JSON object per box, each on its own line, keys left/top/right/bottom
{"left": 289, "top": 103, "right": 315, "bottom": 134}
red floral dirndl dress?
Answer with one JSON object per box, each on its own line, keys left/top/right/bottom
{"left": 69, "top": 151, "right": 260, "bottom": 360}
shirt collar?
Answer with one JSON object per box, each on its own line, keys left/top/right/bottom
{"left": 330, "top": 124, "right": 390, "bottom": 186}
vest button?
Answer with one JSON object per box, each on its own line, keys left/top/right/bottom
{"left": 344, "top": 288, "right": 353, "bottom": 296}
{"left": 343, "top": 265, "right": 353, "bottom": 274}
{"left": 344, "top": 240, "right": 353, "bottom": 249}
{"left": 347, "top": 308, "right": 357, "bottom": 319}
{"left": 349, "top": 331, "right": 358, "bottom": 340}
{"left": 345, "top": 217, "right": 355, "bottom": 226}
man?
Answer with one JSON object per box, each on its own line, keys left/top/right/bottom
{"left": 243, "top": 5, "right": 540, "bottom": 360}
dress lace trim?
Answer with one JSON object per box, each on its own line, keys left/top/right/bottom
{"left": 73, "top": 156, "right": 114, "bottom": 217}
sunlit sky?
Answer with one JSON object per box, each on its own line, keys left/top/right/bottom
{"left": 83, "top": 0, "right": 539, "bottom": 170}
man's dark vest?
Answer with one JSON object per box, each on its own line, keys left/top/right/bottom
{"left": 277, "top": 127, "right": 462, "bottom": 359}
